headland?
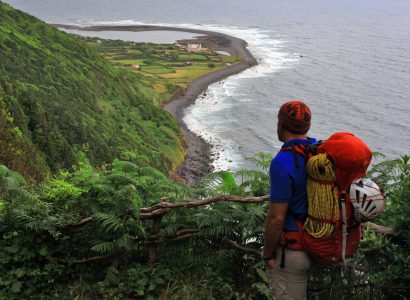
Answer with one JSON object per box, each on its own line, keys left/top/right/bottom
{"left": 56, "top": 24, "right": 258, "bottom": 185}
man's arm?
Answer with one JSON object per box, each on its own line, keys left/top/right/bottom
{"left": 263, "top": 202, "right": 288, "bottom": 268}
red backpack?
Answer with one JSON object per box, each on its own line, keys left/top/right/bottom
{"left": 279, "top": 132, "right": 372, "bottom": 266}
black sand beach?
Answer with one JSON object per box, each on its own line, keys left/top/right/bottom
{"left": 56, "top": 24, "right": 257, "bottom": 185}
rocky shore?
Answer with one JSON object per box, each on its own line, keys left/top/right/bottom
{"left": 56, "top": 24, "right": 257, "bottom": 185}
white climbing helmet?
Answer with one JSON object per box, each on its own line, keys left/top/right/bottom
{"left": 349, "top": 178, "right": 384, "bottom": 222}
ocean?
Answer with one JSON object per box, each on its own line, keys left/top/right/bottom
{"left": 4, "top": 0, "right": 410, "bottom": 171}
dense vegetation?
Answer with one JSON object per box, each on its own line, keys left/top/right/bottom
{"left": 0, "top": 154, "right": 409, "bottom": 299}
{"left": 0, "top": 1, "right": 185, "bottom": 180}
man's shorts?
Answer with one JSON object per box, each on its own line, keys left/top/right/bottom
{"left": 266, "top": 246, "right": 312, "bottom": 300}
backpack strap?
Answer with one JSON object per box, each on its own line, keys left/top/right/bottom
{"left": 291, "top": 144, "right": 300, "bottom": 168}
{"left": 340, "top": 191, "right": 348, "bottom": 276}
{"left": 281, "top": 143, "right": 306, "bottom": 169}
{"left": 279, "top": 219, "right": 304, "bottom": 268}
{"left": 280, "top": 140, "right": 319, "bottom": 169}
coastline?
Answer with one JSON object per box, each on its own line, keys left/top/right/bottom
{"left": 56, "top": 24, "right": 258, "bottom": 185}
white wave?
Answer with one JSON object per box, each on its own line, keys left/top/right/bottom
{"left": 175, "top": 24, "right": 298, "bottom": 170}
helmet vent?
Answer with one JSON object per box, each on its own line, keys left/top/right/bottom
{"left": 356, "top": 190, "right": 361, "bottom": 201}
{"left": 365, "top": 198, "right": 372, "bottom": 211}
{"left": 368, "top": 205, "right": 377, "bottom": 214}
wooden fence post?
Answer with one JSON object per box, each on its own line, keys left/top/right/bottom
{"left": 148, "top": 215, "right": 163, "bottom": 264}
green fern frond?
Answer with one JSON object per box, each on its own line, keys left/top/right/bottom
{"left": 136, "top": 166, "right": 168, "bottom": 181}
{"left": 200, "top": 171, "right": 241, "bottom": 196}
{"left": 91, "top": 241, "right": 118, "bottom": 254}
{"left": 111, "top": 160, "right": 140, "bottom": 174}
{"left": 368, "top": 155, "right": 409, "bottom": 185}
{"left": 160, "top": 220, "right": 180, "bottom": 237}
{"left": 117, "top": 233, "right": 136, "bottom": 251}
{"left": 112, "top": 184, "right": 138, "bottom": 202}
{"left": 236, "top": 169, "right": 269, "bottom": 183}
{"left": 132, "top": 176, "right": 156, "bottom": 190}
{"left": 246, "top": 152, "right": 273, "bottom": 171}
{"left": 94, "top": 212, "right": 124, "bottom": 233}
{"left": 5, "top": 200, "right": 56, "bottom": 232}
{"left": 104, "top": 266, "right": 119, "bottom": 285}
{"left": 0, "top": 165, "right": 27, "bottom": 188}
{"left": 9, "top": 188, "right": 38, "bottom": 203}
{"left": 106, "top": 173, "right": 135, "bottom": 187}
{"left": 148, "top": 181, "right": 192, "bottom": 202}
{"left": 200, "top": 224, "right": 235, "bottom": 238}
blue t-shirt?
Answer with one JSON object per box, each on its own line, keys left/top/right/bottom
{"left": 269, "top": 137, "right": 317, "bottom": 231}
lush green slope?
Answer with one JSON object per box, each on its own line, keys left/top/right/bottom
{"left": 0, "top": 2, "right": 184, "bottom": 180}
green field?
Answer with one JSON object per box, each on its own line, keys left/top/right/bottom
{"left": 178, "top": 53, "right": 209, "bottom": 61}
{"left": 88, "top": 39, "right": 242, "bottom": 92}
{"left": 141, "top": 65, "right": 174, "bottom": 74}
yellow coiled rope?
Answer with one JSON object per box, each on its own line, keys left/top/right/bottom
{"left": 303, "top": 153, "right": 339, "bottom": 238}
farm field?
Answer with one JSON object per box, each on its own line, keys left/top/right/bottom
{"left": 86, "top": 38, "right": 241, "bottom": 104}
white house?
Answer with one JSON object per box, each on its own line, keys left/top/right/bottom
{"left": 187, "top": 43, "right": 202, "bottom": 53}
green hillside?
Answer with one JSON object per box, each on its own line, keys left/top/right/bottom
{"left": 0, "top": 1, "right": 184, "bottom": 180}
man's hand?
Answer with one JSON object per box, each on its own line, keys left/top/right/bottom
{"left": 263, "top": 202, "right": 287, "bottom": 269}
{"left": 265, "top": 258, "right": 276, "bottom": 269}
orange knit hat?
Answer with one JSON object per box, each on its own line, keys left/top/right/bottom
{"left": 278, "top": 100, "right": 311, "bottom": 134}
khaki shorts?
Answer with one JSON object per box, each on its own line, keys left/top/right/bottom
{"left": 266, "top": 247, "right": 312, "bottom": 300}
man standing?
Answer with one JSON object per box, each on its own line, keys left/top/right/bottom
{"left": 263, "top": 101, "right": 316, "bottom": 300}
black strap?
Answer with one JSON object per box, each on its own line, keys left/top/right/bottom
{"left": 280, "top": 140, "right": 320, "bottom": 157}
{"left": 282, "top": 141, "right": 317, "bottom": 169}
{"left": 280, "top": 239, "right": 297, "bottom": 268}
{"left": 307, "top": 142, "right": 320, "bottom": 156}
{"left": 290, "top": 143, "right": 300, "bottom": 169}
{"left": 280, "top": 246, "right": 286, "bottom": 268}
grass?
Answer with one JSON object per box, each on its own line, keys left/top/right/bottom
{"left": 127, "top": 49, "right": 144, "bottom": 55}
{"left": 88, "top": 38, "right": 242, "bottom": 104}
{"left": 178, "top": 53, "right": 209, "bottom": 61}
{"left": 141, "top": 66, "right": 174, "bottom": 74}
{"left": 221, "top": 55, "right": 238, "bottom": 63}
{"left": 114, "top": 59, "right": 146, "bottom": 65}
{"left": 153, "top": 83, "right": 167, "bottom": 93}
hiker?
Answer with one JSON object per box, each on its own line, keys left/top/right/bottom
{"left": 263, "top": 100, "right": 316, "bottom": 300}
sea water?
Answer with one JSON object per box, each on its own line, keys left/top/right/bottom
{"left": 59, "top": 29, "right": 203, "bottom": 44}
{"left": 5, "top": 0, "right": 410, "bottom": 171}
